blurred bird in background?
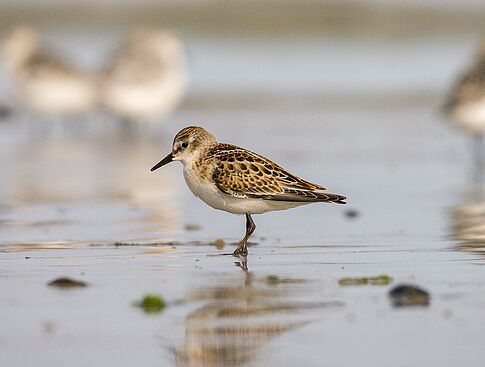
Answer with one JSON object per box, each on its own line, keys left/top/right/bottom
{"left": 101, "top": 27, "right": 187, "bottom": 131}
{"left": 445, "top": 40, "right": 485, "bottom": 172}
{"left": 2, "top": 26, "right": 98, "bottom": 121}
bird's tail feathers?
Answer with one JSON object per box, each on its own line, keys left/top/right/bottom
{"left": 315, "top": 192, "right": 347, "bottom": 204}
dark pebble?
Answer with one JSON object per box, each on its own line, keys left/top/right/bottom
{"left": 0, "top": 105, "right": 12, "bottom": 120}
{"left": 344, "top": 209, "right": 360, "bottom": 219}
{"left": 184, "top": 223, "right": 202, "bottom": 231}
{"left": 47, "top": 277, "right": 88, "bottom": 288}
{"left": 389, "top": 284, "right": 430, "bottom": 307}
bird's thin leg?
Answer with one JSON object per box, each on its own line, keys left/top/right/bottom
{"left": 233, "top": 214, "right": 256, "bottom": 256}
{"left": 473, "top": 133, "right": 484, "bottom": 183}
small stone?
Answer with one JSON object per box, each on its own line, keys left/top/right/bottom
{"left": 47, "top": 277, "right": 87, "bottom": 288}
{"left": 389, "top": 284, "right": 430, "bottom": 307}
{"left": 184, "top": 223, "right": 202, "bottom": 231}
{"left": 344, "top": 209, "right": 360, "bottom": 219}
{"left": 0, "top": 105, "right": 12, "bottom": 120}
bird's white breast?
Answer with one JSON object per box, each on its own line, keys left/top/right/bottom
{"left": 452, "top": 98, "right": 485, "bottom": 132}
{"left": 22, "top": 73, "right": 97, "bottom": 115}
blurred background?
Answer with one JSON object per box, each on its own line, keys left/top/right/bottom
{"left": 1, "top": 0, "right": 484, "bottom": 245}
{"left": 1, "top": 1, "right": 485, "bottom": 367}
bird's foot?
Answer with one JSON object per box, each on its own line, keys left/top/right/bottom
{"left": 233, "top": 243, "right": 248, "bottom": 257}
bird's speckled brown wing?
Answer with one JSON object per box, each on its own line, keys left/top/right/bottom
{"left": 26, "top": 52, "right": 78, "bottom": 77}
{"left": 205, "top": 144, "right": 346, "bottom": 204}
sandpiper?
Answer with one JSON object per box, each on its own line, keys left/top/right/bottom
{"left": 101, "top": 27, "right": 187, "bottom": 125}
{"left": 445, "top": 40, "right": 485, "bottom": 166}
{"left": 2, "top": 26, "right": 98, "bottom": 117}
{"left": 151, "top": 126, "right": 346, "bottom": 256}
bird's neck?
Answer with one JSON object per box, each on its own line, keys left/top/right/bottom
{"left": 182, "top": 142, "right": 215, "bottom": 168}
{"left": 196, "top": 144, "right": 215, "bottom": 165}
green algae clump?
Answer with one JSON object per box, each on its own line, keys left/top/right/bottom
{"left": 135, "top": 294, "right": 166, "bottom": 314}
{"left": 266, "top": 275, "right": 280, "bottom": 285}
{"left": 339, "top": 274, "right": 393, "bottom": 286}
{"left": 368, "top": 275, "right": 393, "bottom": 285}
{"left": 265, "top": 275, "right": 306, "bottom": 285}
{"left": 211, "top": 238, "right": 225, "bottom": 250}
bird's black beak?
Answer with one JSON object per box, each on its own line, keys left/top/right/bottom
{"left": 150, "top": 153, "right": 173, "bottom": 171}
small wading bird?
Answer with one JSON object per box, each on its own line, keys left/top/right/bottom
{"left": 445, "top": 40, "right": 485, "bottom": 168}
{"left": 101, "top": 27, "right": 187, "bottom": 127}
{"left": 151, "top": 126, "right": 346, "bottom": 256}
{"left": 2, "top": 26, "right": 97, "bottom": 118}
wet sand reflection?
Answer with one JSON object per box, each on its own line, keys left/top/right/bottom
{"left": 0, "top": 130, "right": 180, "bottom": 243}
{"left": 176, "top": 272, "right": 342, "bottom": 367}
{"left": 452, "top": 186, "right": 485, "bottom": 254}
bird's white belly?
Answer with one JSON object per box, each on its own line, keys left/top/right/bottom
{"left": 22, "top": 75, "right": 97, "bottom": 115}
{"left": 452, "top": 99, "right": 485, "bottom": 132}
{"left": 102, "top": 69, "right": 186, "bottom": 120}
{"left": 183, "top": 165, "right": 305, "bottom": 214}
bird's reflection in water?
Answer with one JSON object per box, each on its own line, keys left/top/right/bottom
{"left": 234, "top": 255, "right": 248, "bottom": 272}
{"left": 452, "top": 184, "right": 485, "bottom": 254}
{"left": 175, "top": 271, "right": 341, "bottom": 367}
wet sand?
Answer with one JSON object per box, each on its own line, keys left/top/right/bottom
{"left": 1, "top": 24, "right": 485, "bottom": 367}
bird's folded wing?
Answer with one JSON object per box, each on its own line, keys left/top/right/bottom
{"left": 256, "top": 189, "right": 346, "bottom": 203}
{"left": 208, "top": 145, "right": 345, "bottom": 203}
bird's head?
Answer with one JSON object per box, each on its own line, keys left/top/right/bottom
{"left": 151, "top": 126, "right": 217, "bottom": 170}
{"left": 3, "top": 26, "right": 40, "bottom": 72}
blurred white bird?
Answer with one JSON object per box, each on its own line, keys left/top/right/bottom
{"left": 445, "top": 40, "right": 485, "bottom": 168}
{"left": 2, "top": 26, "right": 98, "bottom": 118}
{"left": 101, "top": 27, "right": 188, "bottom": 127}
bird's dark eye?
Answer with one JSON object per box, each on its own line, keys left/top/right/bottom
{"left": 181, "top": 142, "right": 188, "bottom": 149}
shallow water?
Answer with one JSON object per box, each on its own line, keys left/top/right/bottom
{"left": 1, "top": 24, "right": 485, "bottom": 367}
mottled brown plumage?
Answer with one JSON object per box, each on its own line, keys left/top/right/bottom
{"left": 206, "top": 144, "right": 345, "bottom": 204}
